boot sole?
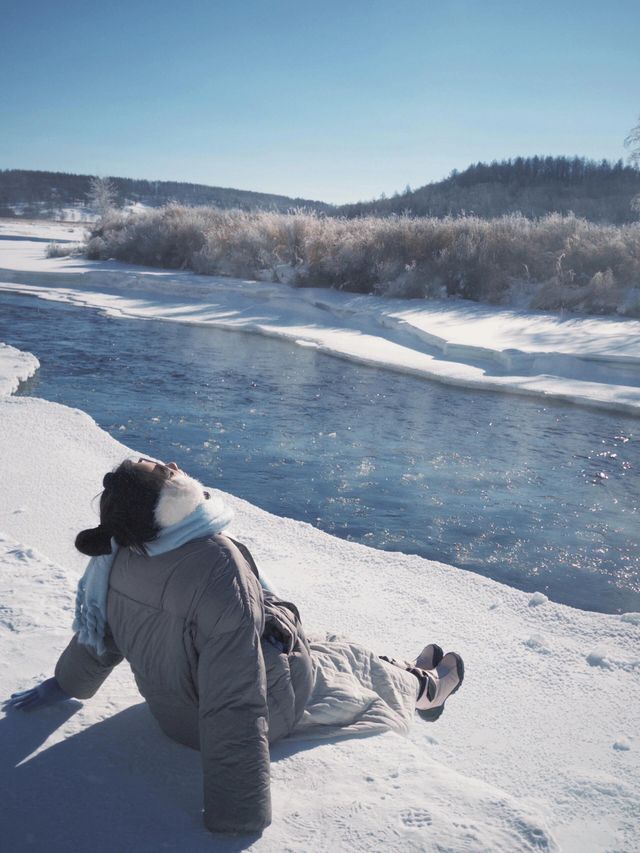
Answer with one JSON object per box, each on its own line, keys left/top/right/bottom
{"left": 416, "top": 653, "right": 464, "bottom": 723}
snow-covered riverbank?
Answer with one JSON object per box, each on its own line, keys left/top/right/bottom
{"left": 0, "top": 342, "right": 39, "bottom": 395}
{"left": 1, "top": 220, "right": 640, "bottom": 414}
{"left": 1, "top": 340, "right": 639, "bottom": 850}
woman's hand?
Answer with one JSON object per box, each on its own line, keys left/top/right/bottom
{"left": 3, "top": 677, "right": 71, "bottom": 711}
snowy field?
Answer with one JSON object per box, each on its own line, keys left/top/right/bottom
{"left": 1, "top": 221, "right": 639, "bottom": 851}
{"left": 1, "top": 220, "right": 640, "bottom": 415}
{"left": 2, "top": 201, "right": 150, "bottom": 225}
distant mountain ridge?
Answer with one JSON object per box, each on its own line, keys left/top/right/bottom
{"left": 0, "top": 169, "right": 332, "bottom": 218}
{"left": 336, "top": 156, "right": 640, "bottom": 224}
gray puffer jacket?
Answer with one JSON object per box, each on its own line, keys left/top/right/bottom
{"left": 55, "top": 535, "right": 314, "bottom": 834}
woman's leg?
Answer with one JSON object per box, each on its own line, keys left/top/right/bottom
{"left": 380, "top": 642, "right": 443, "bottom": 673}
{"left": 380, "top": 645, "right": 464, "bottom": 721}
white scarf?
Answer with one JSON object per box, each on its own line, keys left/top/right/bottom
{"left": 73, "top": 493, "right": 234, "bottom": 655}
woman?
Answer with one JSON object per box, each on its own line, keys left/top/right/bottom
{"left": 5, "top": 458, "right": 464, "bottom": 835}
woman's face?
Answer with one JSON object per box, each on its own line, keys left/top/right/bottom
{"left": 135, "top": 458, "right": 180, "bottom": 478}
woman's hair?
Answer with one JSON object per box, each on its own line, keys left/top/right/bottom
{"left": 75, "top": 460, "right": 171, "bottom": 557}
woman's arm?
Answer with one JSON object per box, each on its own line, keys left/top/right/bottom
{"left": 5, "top": 627, "right": 123, "bottom": 710}
{"left": 54, "top": 630, "right": 124, "bottom": 699}
{"left": 197, "top": 624, "right": 271, "bottom": 835}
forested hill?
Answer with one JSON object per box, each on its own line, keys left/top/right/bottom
{"left": 3, "top": 158, "right": 639, "bottom": 224}
{"left": 0, "top": 169, "right": 332, "bottom": 217}
{"left": 336, "top": 157, "right": 640, "bottom": 223}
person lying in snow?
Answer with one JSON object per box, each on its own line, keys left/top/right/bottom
{"left": 4, "top": 458, "right": 464, "bottom": 836}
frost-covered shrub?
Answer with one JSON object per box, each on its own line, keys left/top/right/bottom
{"left": 531, "top": 272, "right": 623, "bottom": 314}
{"left": 620, "top": 289, "right": 640, "bottom": 316}
{"left": 93, "top": 205, "right": 209, "bottom": 268}
{"left": 86, "top": 235, "right": 108, "bottom": 259}
{"left": 88, "top": 205, "right": 640, "bottom": 316}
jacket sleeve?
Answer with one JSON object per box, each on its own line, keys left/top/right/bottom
{"left": 54, "top": 630, "right": 124, "bottom": 699}
{"left": 198, "top": 622, "right": 272, "bottom": 834}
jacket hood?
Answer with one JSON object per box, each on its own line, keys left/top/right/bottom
{"left": 154, "top": 472, "right": 208, "bottom": 528}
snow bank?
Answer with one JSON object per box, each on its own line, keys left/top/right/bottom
{"left": 0, "top": 218, "right": 88, "bottom": 243}
{"left": 1, "top": 224, "right": 640, "bottom": 415}
{"left": 0, "top": 343, "right": 39, "bottom": 396}
{"left": 0, "top": 389, "right": 639, "bottom": 850}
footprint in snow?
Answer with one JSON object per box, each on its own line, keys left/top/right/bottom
{"left": 401, "top": 808, "right": 433, "bottom": 828}
{"left": 613, "top": 737, "right": 631, "bottom": 751}
{"left": 7, "top": 547, "right": 35, "bottom": 561}
{"left": 586, "top": 649, "right": 615, "bottom": 669}
{"left": 586, "top": 648, "right": 638, "bottom": 672}
{"left": 523, "top": 634, "right": 551, "bottom": 654}
{"left": 528, "top": 592, "right": 548, "bottom": 607}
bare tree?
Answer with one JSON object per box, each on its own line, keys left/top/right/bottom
{"left": 88, "top": 176, "right": 116, "bottom": 218}
{"left": 624, "top": 116, "right": 640, "bottom": 215}
{"left": 624, "top": 115, "right": 640, "bottom": 165}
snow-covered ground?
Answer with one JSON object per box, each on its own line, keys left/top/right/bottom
{"left": 1, "top": 356, "right": 639, "bottom": 849}
{"left": 0, "top": 218, "right": 89, "bottom": 242}
{"left": 2, "top": 200, "right": 150, "bottom": 224}
{"left": 1, "top": 370, "right": 639, "bottom": 853}
{"left": 0, "top": 343, "right": 39, "bottom": 395}
{"left": 1, "top": 221, "right": 639, "bottom": 850}
{"left": 1, "top": 220, "right": 639, "bottom": 415}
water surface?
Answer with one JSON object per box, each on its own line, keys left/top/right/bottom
{"left": 1, "top": 291, "right": 637, "bottom": 613}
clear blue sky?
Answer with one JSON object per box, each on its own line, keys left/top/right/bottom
{"left": 2, "top": 0, "right": 639, "bottom": 203}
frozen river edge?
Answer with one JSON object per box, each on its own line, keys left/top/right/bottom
{"left": 1, "top": 220, "right": 640, "bottom": 415}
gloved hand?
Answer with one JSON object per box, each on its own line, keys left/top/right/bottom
{"left": 4, "top": 677, "right": 71, "bottom": 711}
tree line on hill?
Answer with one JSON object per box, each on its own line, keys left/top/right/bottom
{"left": 1, "top": 156, "right": 639, "bottom": 224}
{"left": 0, "top": 169, "right": 331, "bottom": 218}
{"left": 336, "top": 157, "right": 640, "bottom": 223}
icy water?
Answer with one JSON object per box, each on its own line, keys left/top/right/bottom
{"left": 1, "top": 291, "right": 638, "bottom": 614}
